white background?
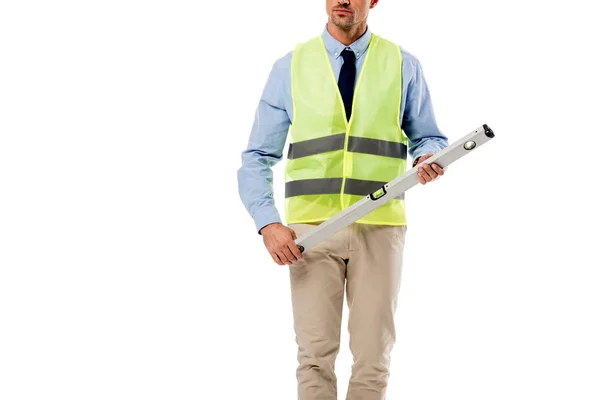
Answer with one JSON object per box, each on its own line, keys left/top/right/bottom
{"left": 1, "top": 1, "right": 599, "bottom": 399}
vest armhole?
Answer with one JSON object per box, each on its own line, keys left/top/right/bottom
{"left": 395, "top": 44, "right": 408, "bottom": 143}
{"left": 290, "top": 44, "right": 298, "bottom": 128}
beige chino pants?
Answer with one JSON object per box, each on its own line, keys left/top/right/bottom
{"left": 288, "top": 222, "right": 408, "bottom": 400}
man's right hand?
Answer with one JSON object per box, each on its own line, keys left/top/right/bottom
{"left": 259, "top": 223, "right": 304, "bottom": 265}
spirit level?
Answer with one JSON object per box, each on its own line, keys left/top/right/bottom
{"left": 294, "top": 124, "right": 495, "bottom": 253}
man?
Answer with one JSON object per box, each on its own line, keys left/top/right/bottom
{"left": 237, "top": 1, "right": 448, "bottom": 398}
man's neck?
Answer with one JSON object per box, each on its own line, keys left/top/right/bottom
{"left": 326, "top": 21, "right": 367, "bottom": 46}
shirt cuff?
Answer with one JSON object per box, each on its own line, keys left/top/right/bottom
{"left": 253, "top": 206, "right": 282, "bottom": 235}
{"left": 412, "top": 146, "right": 440, "bottom": 166}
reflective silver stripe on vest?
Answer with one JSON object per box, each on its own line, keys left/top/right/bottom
{"left": 285, "top": 178, "right": 404, "bottom": 200}
{"left": 347, "top": 136, "right": 407, "bottom": 159}
{"left": 287, "top": 134, "right": 346, "bottom": 159}
{"left": 288, "top": 134, "right": 407, "bottom": 160}
{"left": 344, "top": 178, "right": 405, "bottom": 199}
{"left": 285, "top": 178, "right": 343, "bottom": 197}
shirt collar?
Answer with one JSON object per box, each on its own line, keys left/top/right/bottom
{"left": 321, "top": 23, "right": 372, "bottom": 60}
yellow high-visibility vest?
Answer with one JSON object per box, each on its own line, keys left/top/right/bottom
{"left": 285, "top": 33, "right": 408, "bottom": 225}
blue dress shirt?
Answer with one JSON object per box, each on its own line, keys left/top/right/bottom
{"left": 238, "top": 25, "right": 449, "bottom": 234}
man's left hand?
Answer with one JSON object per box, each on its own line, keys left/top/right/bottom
{"left": 415, "top": 153, "right": 445, "bottom": 185}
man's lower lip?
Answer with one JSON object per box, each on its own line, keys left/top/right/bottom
{"left": 335, "top": 10, "right": 351, "bottom": 14}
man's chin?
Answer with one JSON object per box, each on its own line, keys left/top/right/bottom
{"left": 331, "top": 18, "right": 354, "bottom": 30}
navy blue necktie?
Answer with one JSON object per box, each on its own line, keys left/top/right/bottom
{"left": 338, "top": 48, "right": 356, "bottom": 121}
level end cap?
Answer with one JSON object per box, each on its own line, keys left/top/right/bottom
{"left": 483, "top": 124, "right": 495, "bottom": 138}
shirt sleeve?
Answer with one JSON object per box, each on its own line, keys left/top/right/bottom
{"left": 402, "top": 56, "right": 449, "bottom": 161}
{"left": 237, "top": 56, "right": 292, "bottom": 235}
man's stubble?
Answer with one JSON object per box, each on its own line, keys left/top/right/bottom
{"left": 329, "top": 13, "right": 357, "bottom": 30}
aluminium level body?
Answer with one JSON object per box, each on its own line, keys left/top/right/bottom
{"left": 294, "top": 124, "right": 495, "bottom": 253}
